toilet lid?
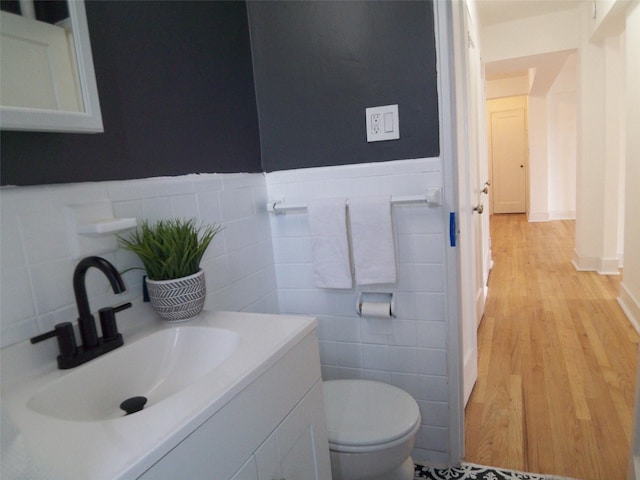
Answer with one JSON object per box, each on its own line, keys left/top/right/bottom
{"left": 323, "top": 380, "right": 421, "bottom": 448}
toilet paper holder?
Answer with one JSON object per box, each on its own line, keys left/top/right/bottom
{"left": 356, "top": 292, "right": 396, "bottom": 317}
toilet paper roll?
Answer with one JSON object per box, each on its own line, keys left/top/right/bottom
{"left": 360, "top": 301, "right": 392, "bottom": 319}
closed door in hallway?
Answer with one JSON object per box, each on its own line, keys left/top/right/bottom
{"left": 487, "top": 96, "right": 528, "bottom": 214}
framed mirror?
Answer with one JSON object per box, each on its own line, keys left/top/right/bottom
{"left": 0, "top": 0, "right": 103, "bottom": 133}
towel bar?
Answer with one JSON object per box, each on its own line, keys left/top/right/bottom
{"left": 267, "top": 187, "right": 442, "bottom": 214}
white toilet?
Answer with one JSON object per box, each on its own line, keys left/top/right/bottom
{"left": 323, "top": 379, "right": 421, "bottom": 480}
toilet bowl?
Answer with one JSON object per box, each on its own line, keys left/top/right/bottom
{"left": 323, "top": 379, "right": 421, "bottom": 480}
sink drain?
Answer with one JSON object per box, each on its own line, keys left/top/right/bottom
{"left": 120, "top": 396, "right": 147, "bottom": 415}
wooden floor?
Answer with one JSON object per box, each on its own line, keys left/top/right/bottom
{"left": 465, "top": 214, "right": 639, "bottom": 480}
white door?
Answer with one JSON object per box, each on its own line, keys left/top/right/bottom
{"left": 453, "top": 2, "right": 489, "bottom": 407}
{"left": 488, "top": 97, "right": 528, "bottom": 214}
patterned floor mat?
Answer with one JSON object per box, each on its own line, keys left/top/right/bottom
{"left": 414, "top": 462, "right": 578, "bottom": 480}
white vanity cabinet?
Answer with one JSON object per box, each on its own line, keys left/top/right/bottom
{"left": 139, "top": 330, "right": 332, "bottom": 480}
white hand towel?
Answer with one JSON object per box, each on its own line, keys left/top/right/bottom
{"left": 307, "top": 198, "right": 353, "bottom": 289}
{"left": 349, "top": 195, "right": 397, "bottom": 285}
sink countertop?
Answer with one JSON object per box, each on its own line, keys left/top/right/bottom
{"left": 0, "top": 308, "right": 317, "bottom": 480}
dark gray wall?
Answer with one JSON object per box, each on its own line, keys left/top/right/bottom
{"left": 248, "top": 1, "right": 439, "bottom": 172}
{"left": 1, "top": 1, "right": 261, "bottom": 186}
{"left": 1, "top": 1, "right": 440, "bottom": 186}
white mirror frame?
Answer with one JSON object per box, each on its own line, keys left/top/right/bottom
{"left": 0, "top": 0, "right": 103, "bottom": 133}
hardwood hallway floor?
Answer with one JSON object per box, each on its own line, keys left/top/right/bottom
{"left": 464, "top": 214, "right": 639, "bottom": 480}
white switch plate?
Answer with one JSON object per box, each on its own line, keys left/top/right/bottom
{"left": 366, "top": 104, "right": 399, "bottom": 142}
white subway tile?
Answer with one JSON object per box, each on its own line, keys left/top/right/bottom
{"left": 107, "top": 179, "right": 156, "bottom": 201}
{"left": 272, "top": 238, "right": 312, "bottom": 264}
{"left": 336, "top": 367, "right": 364, "bottom": 379}
{"left": 321, "top": 365, "right": 340, "bottom": 380}
{"left": 19, "top": 210, "right": 70, "bottom": 264}
{"left": 1, "top": 266, "right": 35, "bottom": 323}
{"left": 219, "top": 188, "right": 256, "bottom": 222}
{"left": 316, "top": 316, "right": 336, "bottom": 341}
{"left": 37, "top": 304, "right": 77, "bottom": 333}
{"left": 196, "top": 191, "right": 223, "bottom": 226}
{"left": 362, "top": 369, "right": 392, "bottom": 383}
{"left": 275, "top": 264, "right": 315, "bottom": 289}
{"left": 30, "top": 259, "right": 75, "bottom": 314}
{"left": 412, "top": 448, "right": 449, "bottom": 466}
{"left": 319, "top": 340, "right": 338, "bottom": 365}
{"left": 1, "top": 317, "right": 39, "bottom": 348}
{"left": 152, "top": 176, "right": 195, "bottom": 196}
{"left": 333, "top": 315, "right": 361, "bottom": 343}
{"left": 191, "top": 174, "right": 223, "bottom": 193}
{"left": 390, "top": 372, "right": 421, "bottom": 399}
{"left": 416, "top": 375, "right": 448, "bottom": 402}
{"left": 415, "top": 426, "right": 448, "bottom": 453}
{"left": 417, "top": 400, "right": 449, "bottom": 428}
{"left": 269, "top": 214, "right": 310, "bottom": 239}
{"left": 417, "top": 348, "right": 447, "bottom": 376}
{"left": 200, "top": 255, "right": 231, "bottom": 292}
{"left": 416, "top": 322, "right": 447, "bottom": 349}
{"left": 389, "top": 320, "right": 418, "bottom": 347}
{"left": 389, "top": 346, "right": 418, "bottom": 373}
{"left": 0, "top": 212, "right": 26, "bottom": 269}
{"left": 415, "top": 293, "right": 446, "bottom": 322}
{"left": 112, "top": 199, "right": 144, "bottom": 221}
{"left": 141, "top": 197, "right": 173, "bottom": 222}
{"left": 362, "top": 343, "right": 389, "bottom": 370}
{"left": 219, "top": 174, "right": 262, "bottom": 191}
{"left": 411, "top": 264, "right": 446, "bottom": 293}
{"left": 336, "top": 342, "right": 362, "bottom": 368}
{"left": 54, "top": 182, "right": 109, "bottom": 205}
{"left": 170, "top": 194, "right": 200, "bottom": 219}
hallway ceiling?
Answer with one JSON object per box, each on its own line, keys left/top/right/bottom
{"left": 475, "top": 0, "right": 582, "bottom": 94}
{"left": 475, "top": 0, "right": 582, "bottom": 27}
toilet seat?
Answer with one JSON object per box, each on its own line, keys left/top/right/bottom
{"left": 324, "top": 380, "right": 421, "bottom": 453}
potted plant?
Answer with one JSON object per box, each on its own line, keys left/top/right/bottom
{"left": 119, "top": 218, "right": 222, "bottom": 322}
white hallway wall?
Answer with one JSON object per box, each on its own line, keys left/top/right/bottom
{"left": 483, "top": 8, "right": 580, "bottom": 222}
{"left": 480, "top": 2, "right": 630, "bottom": 278}
{"left": 619, "top": 2, "right": 640, "bottom": 333}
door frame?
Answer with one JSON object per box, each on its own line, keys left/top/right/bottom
{"left": 434, "top": 0, "right": 465, "bottom": 465}
{"left": 435, "top": 0, "right": 492, "bottom": 465}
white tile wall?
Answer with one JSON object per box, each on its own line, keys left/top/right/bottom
{"left": 266, "top": 158, "right": 451, "bottom": 463}
{"left": 1, "top": 159, "right": 453, "bottom": 464}
{"left": 0, "top": 173, "right": 278, "bottom": 348}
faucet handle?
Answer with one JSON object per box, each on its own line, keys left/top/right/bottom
{"left": 30, "top": 329, "right": 57, "bottom": 344}
{"left": 113, "top": 302, "right": 132, "bottom": 314}
{"left": 98, "top": 302, "right": 132, "bottom": 341}
{"left": 30, "top": 322, "right": 78, "bottom": 361}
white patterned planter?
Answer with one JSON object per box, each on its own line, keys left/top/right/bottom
{"left": 145, "top": 270, "right": 206, "bottom": 322}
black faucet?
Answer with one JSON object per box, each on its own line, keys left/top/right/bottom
{"left": 31, "top": 256, "right": 131, "bottom": 369}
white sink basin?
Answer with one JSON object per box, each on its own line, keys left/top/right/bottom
{"left": 26, "top": 326, "right": 240, "bottom": 421}
{"left": 1, "top": 309, "right": 316, "bottom": 480}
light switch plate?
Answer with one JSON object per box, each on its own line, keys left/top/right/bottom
{"left": 366, "top": 104, "right": 399, "bottom": 142}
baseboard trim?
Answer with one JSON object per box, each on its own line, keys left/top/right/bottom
{"left": 572, "top": 250, "right": 621, "bottom": 275}
{"left": 619, "top": 282, "right": 640, "bottom": 335}
{"left": 572, "top": 249, "right": 598, "bottom": 271}
{"left": 527, "top": 212, "right": 549, "bottom": 222}
{"left": 598, "top": 258, "right": 622, "bottom": 276}
{"left": 525, "top": 211, "right": 576, "bottom": 222}
{"left": 549, "top": 210, "right": 576, "bottom": 220}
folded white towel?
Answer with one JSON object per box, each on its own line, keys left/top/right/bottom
{"left": 307, "top": 198, "right": 353, "bottom": 289}
{"left": 349, "top": 195, "right": 397, "bottom": 285}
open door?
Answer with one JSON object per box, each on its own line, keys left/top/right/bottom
{"left": 452, "top": 1, "right": 489, "bottom": 406}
